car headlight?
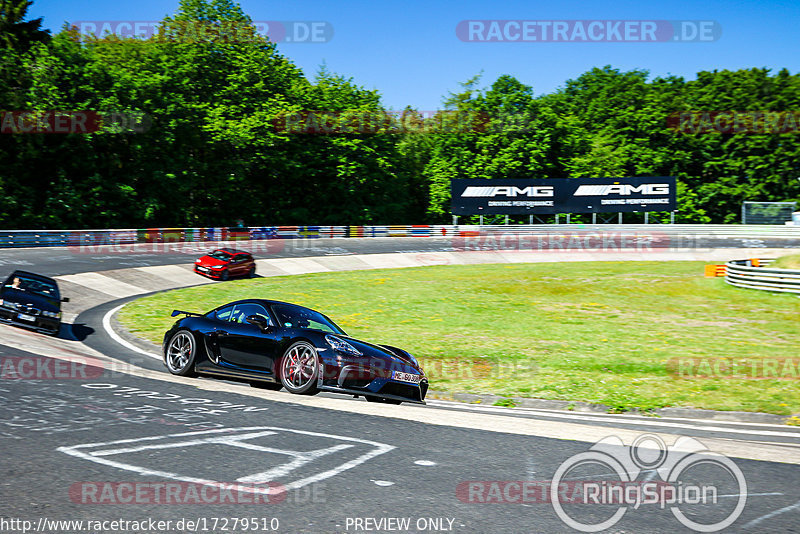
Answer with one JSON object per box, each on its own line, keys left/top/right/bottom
{"left": 1, "top": 300, "right": 16, "bottom": 309}
{"left": 211, "top": 265, "right": 225, "bottom": 269}
{"left": 325, "top": 335, "right": 362, "bottom": 356}
{"left": 42, "top": 310, "right": 61, "bottom": 319}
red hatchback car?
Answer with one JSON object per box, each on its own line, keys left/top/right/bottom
{"left": 194, "top": 248, "right": 256, "bottom": 280}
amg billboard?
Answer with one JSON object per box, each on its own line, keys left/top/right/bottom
{"left": 451, "top": 177, "right": 677, "bottom": 215}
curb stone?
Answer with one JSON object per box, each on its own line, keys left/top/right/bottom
{"left": 427, "top": 390, "right": 795, "bottom": 425}
{"left": 112, "top": 315, "right": 162, "bottom": 355}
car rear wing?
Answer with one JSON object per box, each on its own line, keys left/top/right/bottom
{"left": 171, "top": 310, "right": 203, "bottom": 317}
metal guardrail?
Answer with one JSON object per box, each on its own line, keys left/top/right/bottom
{"left": 725, "top": 259, "right": 800, "bottom": 294}
{"left": 1, "top": 224, "right": 800, "bottom": 249}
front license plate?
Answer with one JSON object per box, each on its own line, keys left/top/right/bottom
{"left": 17, "top": 313, "right": 35, "bottom": 322}
{"left": 393, "top": 371, "right": 422, "bottom": 384}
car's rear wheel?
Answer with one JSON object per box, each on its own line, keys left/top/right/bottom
{"left": 165, "top": 330, "right": 198, "bottom": 376}
{"left": 279, "top": 341, "right": 320, "bottom": 395}
{"left": 248, "top": 266, "right": 256, "bottom": 278}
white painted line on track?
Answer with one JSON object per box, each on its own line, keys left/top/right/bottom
{"left": 58, "top": 426, "right": 395, "bottom": 492}
{"left": 237, "top": 444, "right": 355, "bottom": 483}
{"left": 740, "top": 499, "right": 800, "bottom": 530}
{"left": 102, "top": 304, "right": 160, "bottom": 360}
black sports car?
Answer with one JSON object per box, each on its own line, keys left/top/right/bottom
{"left": 162, "top": 299, "right": 428, "bottom": 404}
{"left": 0, "top": 270, "right": 69, "bottom": 335}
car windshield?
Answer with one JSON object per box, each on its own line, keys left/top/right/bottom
{"left": 3, "top": 276, "right": 59, "bottom": 299}
{"left": 271, "top": 304, "right": 345, "bottom": 335}
{"left": 207, "top": 250, "right": 233, "bottom": 261}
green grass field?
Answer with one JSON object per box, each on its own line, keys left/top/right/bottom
{"left": 772, "top": 253, "right": 800, "bottom": 269}
{"left": 118, "top": 261, "right": 800, "bottom": 415}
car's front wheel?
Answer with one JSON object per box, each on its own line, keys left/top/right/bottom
{"left": 219, "top": 270, "right": 229, "bottom": 281}
{"left": 278, "top": 341, "right": 320, "bottom": 395}
{"left": 165, "top": 330, "right": 198, "bottom": 376}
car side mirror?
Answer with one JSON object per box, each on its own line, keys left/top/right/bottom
{"left": 61, "top": 297, "right": 70, "bottom": 303}
{"left": 245, "top": 314, "right": 271, "bottom": 332}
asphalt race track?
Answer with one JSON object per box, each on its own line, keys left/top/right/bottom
{"left": 1, "top": 236, "right": 800, "bottom": 533}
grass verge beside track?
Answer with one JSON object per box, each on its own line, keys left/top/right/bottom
{"left": 118, "top": 262, "right": 800, "bottom": 415}
{"left": 772, "top": 253, "right": 800, "bottom": 269}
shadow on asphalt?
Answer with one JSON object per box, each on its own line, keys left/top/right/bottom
{"left": 59, "top": 322, "right": 95, "bottom": 341}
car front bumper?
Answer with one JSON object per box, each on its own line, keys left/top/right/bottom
{"left": 0, "top": 308, "right": 60, "bottom": 334}
{"left": 194, "top": 266, "right": 226, "bottom": 279}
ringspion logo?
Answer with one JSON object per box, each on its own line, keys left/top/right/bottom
{"left": 550, "top": 434, "right": 746, "bottom": 532}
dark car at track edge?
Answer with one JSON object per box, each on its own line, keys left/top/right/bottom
{"left": 162, "top": 299, "right": 428, "bottom": 404}
{"left": 0, "top": 270, "right": 69, "bottom": 335}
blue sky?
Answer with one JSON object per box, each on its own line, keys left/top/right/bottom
{"left": 30, "top": 0, "right": 800, "bottom": 111}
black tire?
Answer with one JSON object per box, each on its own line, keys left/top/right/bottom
{"left": 278, "top": 341, "right": 320, "bottom": 395}
{"left": 164, "top": 330, "right": 198, "bottom": 376}
{"left": 219, "top": 269, "right": 229, "bottom": 281}
{"left": 248, "top": 266, "right": 256, "bottom": 278}
{"left": 250, "top": 380, "right": 282, "bottom": 391}
{"left": 366, "top": 396, "right": 402, "bottom": 405}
